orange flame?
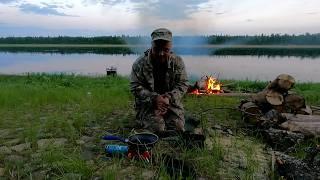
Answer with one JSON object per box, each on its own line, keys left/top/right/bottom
{"left": 206, "top": 76, "right": 221, "bottom": 94}
{"left": 189, "top": 75, "right": 223, "bottom": 95}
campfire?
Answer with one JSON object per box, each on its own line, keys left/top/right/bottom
{"left": 188, "top": 75, "right": 223, "bottom": 95}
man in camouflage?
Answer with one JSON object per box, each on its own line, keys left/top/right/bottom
{"left": 130, "top": 28, "right": 189, "bottom": 133}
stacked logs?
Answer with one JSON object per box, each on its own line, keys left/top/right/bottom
{"left": 240, "top": 74, "right": 313, "bottom": 127}
{"left": 240, "top": 74, "right": 320, "bottom": 179}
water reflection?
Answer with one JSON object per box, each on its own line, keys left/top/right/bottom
{"left": 1, "top": 46, "right": 320, "bottom": 57}
{"left": 0, "top": 52, "right": 319, "bottom": 82}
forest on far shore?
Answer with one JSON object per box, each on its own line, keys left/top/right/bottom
{"left": 1, "top": 33, "right": 320, "bottom": 45}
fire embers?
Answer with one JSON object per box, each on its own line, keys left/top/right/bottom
{"left": 188, "top": 76, "right": 223, "bottom": 95}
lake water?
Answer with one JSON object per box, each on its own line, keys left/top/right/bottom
{"left": 0, "top": 52, "right": 320, "bottom": 82}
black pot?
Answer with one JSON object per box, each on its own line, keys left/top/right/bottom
{"left": 102, "top": 132, "right": 159, "bottom": 151}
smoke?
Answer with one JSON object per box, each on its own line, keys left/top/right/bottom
{"left": 130, "top": 0, "right": 213, "bottom": 35}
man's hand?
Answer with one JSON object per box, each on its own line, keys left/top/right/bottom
{"left": 154, "top": 95, "right": 170, "bottom": 115}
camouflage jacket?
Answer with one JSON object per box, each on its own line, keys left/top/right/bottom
{"left": 130, "top": 49, "right": 189, "bottom": 121}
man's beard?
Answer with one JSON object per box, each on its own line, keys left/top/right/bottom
{"left": 158, "top": 55, "right": 168, "bottom": 63}
{"left": 151, "top": 53, "right": 169, "bottom": 64}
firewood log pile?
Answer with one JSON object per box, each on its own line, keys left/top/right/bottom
{"left": 240, "top": 74, "right": 318, "bottom": 136}
{"left": 239, "top": 74, "right": 320, "bottom": 179}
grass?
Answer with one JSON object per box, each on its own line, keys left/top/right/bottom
{"left": 0, "top": 74, "right": 319, "bottom": 179}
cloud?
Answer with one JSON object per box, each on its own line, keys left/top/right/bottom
{"left": 0, "top": 0, "right": 18, "bottom": 4}
{"left": 82, "top": 0, "right": 125, "bottom": 6}
{"left": 18, "top": 3, "right": 76, "bottom": 17}
{"left": 100, "top": 0, "right": 126, "bottom": 6}
{"left": 40, "top": 2, "right": 75, "bottom": 9}
{"left": 40, "top": 2, "right": 62, "bottom": 9}
{"left": 81, "top": 0, "right": 210, "bottom": 20}
{"left": 66, "top": 4, "right": 74, "bottom": 8}
{"left": 130, "top": 0, "right": 210, "bottom": 20}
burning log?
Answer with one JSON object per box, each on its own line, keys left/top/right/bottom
{"left": 188, "top": 75, "right": 223, "bottom": 95}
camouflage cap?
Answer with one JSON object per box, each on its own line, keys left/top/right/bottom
{"left": 151, "top": 28, "right": 172, "bottom": 42}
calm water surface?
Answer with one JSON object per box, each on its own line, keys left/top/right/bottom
{"left": 0, "top": 52, "right": 319, "bottom": 82}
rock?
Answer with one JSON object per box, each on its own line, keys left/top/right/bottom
{"left": 0, "top": 167, "right": 5, "bottom": 176}
{"left": 0, "top": 146, "right": 12, "bottom": 155}
{"left": 141, "top": 170, "right": 155, "bottom": 179}
{"left": 11, "top": 143, "right": 31, "bottom": 152}
{"left": 4, "top": 138, "right": 21, "bottom": 146}
{"left": 37, "top": 138, "right": 67, "bottom": 149}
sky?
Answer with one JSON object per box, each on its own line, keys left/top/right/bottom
{"left": 0, "top": 0, "right": 320, "bottom": 36}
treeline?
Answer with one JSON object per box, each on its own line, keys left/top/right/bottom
{"left": 1, "top": 33, "right": 320, "bottom": 45}
{"left": 0, "top": 36, "right": 127, "bottom": 44}
{"left": 207, "top": 33, "right": 320, "bottom": 45}
{"left": 124, "top": 33, "right": 320, "bottom": 45}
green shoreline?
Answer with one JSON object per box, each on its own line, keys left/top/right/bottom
{"left": 0, "top": 74, "right": 319, "bottom": 179}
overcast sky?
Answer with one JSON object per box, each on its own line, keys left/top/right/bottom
{"left": 0, "top": 0, "right": 319, "bottom": 36}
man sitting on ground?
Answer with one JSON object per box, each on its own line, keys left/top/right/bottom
{"left": 130, "top": 28, "right": 189, "bottom": 133}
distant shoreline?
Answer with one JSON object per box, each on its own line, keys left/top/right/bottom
{"left": 2, "top": 44, "right": 320, "bottom": 49}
